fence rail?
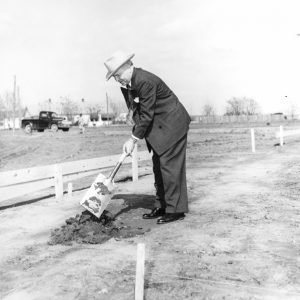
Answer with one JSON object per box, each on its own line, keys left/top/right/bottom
{"left": 0, "top": 148, "right": 152, "bottom": 203}
{"left": 191, "top": 114, "right": 299, "bottom": 124}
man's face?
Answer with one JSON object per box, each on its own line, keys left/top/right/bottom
{"left": 113, "top": 65, "right": 132, "bottom": 86}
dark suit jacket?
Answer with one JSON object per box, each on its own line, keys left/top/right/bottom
{"left": 121, "top": 67, "right": 191, "bottom": 155}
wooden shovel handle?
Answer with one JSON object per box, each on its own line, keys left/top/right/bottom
{"left": 108, "top": 152, "right": 128, "bottom": 180}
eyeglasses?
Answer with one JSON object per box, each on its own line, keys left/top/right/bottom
{"left": 113, "top": 73, "right": 121, "bottom": 81}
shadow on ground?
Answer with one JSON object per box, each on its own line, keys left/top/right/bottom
{"left": 112, "top": 194, "right": 155, "bottom": 218}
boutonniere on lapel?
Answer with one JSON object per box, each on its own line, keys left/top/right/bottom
{"left": 133, "top": 97, "right": 139, "bottom": 103}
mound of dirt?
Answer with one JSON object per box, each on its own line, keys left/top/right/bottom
{"left": 48, "top": 210, "right": 147, "bottom": 245}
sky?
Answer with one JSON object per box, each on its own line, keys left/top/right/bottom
{"left": 1, "top": 0, "right": 300, "bottom": 115}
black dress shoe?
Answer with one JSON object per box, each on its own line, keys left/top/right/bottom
{"left": 157, "top": 213, "right": 185, "bottom": 224}
{"left": 142, "top": 208, "right": 165, "bottom": 219}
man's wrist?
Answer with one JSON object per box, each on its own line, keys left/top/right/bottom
{"left": 131, "top": 134, "right": 139, "bottom": 143}
{"left": 131, "top": 137, "right": 138, "bottom": 144}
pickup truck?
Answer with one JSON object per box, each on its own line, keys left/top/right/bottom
{"left": 21, "top": 111, "right": 71, "bottom": 133}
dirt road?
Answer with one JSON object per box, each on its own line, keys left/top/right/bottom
{"left": 0, "top": 124, "right": 300, "bottom": 299}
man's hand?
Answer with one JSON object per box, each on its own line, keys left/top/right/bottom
{"left": 123, "top": 137, "right": 137, "bottom": 155}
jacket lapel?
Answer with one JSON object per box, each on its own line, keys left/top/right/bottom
{"left": 131, "top": 67, "right": 137, "bottom": 90}
{"left": 120, "top": 68, "right": 139, "bottom": 126}
{"left": 120, "top": 87, "right": 131, "bottom": 109}
{"left": 120, "top": 87, "right": 137, "bottom": 109}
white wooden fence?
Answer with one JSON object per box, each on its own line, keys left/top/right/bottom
{"left": 192, "top": 114, "right": 294, "bottom": 124}
{"left": 249, "top": 126, "right": 300, "bottom": 152}
{"left": 275, "top": 125, "right": 300, "bottom": 146}
{"left": 0, "top": 148, "right": 151, "bottom": 203}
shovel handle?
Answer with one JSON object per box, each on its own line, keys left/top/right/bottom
{"left": 108, "top": 152, "right": 129, "bottom": 180}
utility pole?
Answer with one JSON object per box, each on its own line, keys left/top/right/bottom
{"left": 106, "top": 92, "right": 109, "bottom": 126}
{"left": 17, "top": 86, "right": 20, "bottom": 107}
{"left": 81, "top": 98, "right": 85, "bottom": 114}
{"left": 12, "top": 75, "right": 16, "bottom": 135}
{"left": 17, "top": 85, "right": 20, "bottom": 121}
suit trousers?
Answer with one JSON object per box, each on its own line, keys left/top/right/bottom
{"left": 151, "top": 134, "right": 188, "bottom": 213}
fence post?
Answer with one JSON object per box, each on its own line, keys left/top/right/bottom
{"left": 132, "top": 144, "right": 138, "bottom": 182}
{"left": 135, "top": 243, "right": 145, "bottom": 300}
{"left": 68, "top": 182, "right": 73, "bottom": 199}
{"left": 250, "top": 128, "right": 255, "bottom": 153}
{"left": 54, "top": 164, "right": 63, "bottom": 200}
{"left": 279, "top": 125, "right": 284, "bottom": 146}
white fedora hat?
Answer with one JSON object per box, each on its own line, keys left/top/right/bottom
{"left": 104, "top": 51, "right": 135, "bottom": 80}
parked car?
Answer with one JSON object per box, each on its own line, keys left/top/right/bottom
{"left": 21, "top": 111, "right": 70, "bottom": 133}
{"left": 61, "top": 115, "right": 72, "bottom": 126}
{"left": 115, "top": 112, "right": 127, "bottom": 124}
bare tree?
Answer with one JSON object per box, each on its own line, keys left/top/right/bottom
{"left": 38, "top": 96, "right": 79, "bottom": 118}
{"left": 202, "top": 104, "right": 215, "bottom": 116}
{"left": 60, "top": 97, "right": 79, "bottom": 115}
{"left": 284, "top": 96, "right": 299, "bottom": 119}
{"left": 2, "top": 91, "right": 22, "bottom": 114}
{"left": 86, "top": 104, "right": 102, "bottom": 114}
{"left": 243, "top": 98, "right": 260, "bottom": 115}
{"left": 0, "top": 95, "right": 6, "bottom": 120}
{"left": 3, "top": 91, "right": 14, "bottom": 111}
{"left": 0, "top": 90, "right": 24, "bottom": 123}
{"left": 290, "top": 102, "right": 298, "bottom": 119}
{"left": 86, "top": 104, "right": 103, "bottom": 121}
{"left": 225, "top": 97, "right": 260, "bottom": 115}
{"left": 225, "top": 97, "right": 244, "bottom": 115}
{"left": 0, "top": 95, "right": 5, "bottom": 111}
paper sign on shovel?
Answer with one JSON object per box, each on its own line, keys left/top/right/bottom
{"left": 80, "top": 152, "right": 128, "bottom": 218}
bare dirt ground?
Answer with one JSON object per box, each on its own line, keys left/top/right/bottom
{"left": 0, "top": 123, "right": 300, "bottom": 299}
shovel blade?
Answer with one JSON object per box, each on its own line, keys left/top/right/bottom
{"left": 80, "top": 173, "right": 114, "bottom": 218}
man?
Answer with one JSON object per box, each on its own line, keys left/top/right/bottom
{"left": 78, "top": 113, "right": 85, "bottom": 134}
{"left": 104, "top": 51, "right": 191, "bottom": 224}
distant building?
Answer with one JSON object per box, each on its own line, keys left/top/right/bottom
{"left": 101, "top": 113, "right": 114, "bottom": 125}
{"left": 0, "top": 106, "right": 30, "bottom": 130}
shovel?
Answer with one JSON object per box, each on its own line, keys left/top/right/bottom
{"left": 80, "top": 152, "right": 128, "bottom": 218}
